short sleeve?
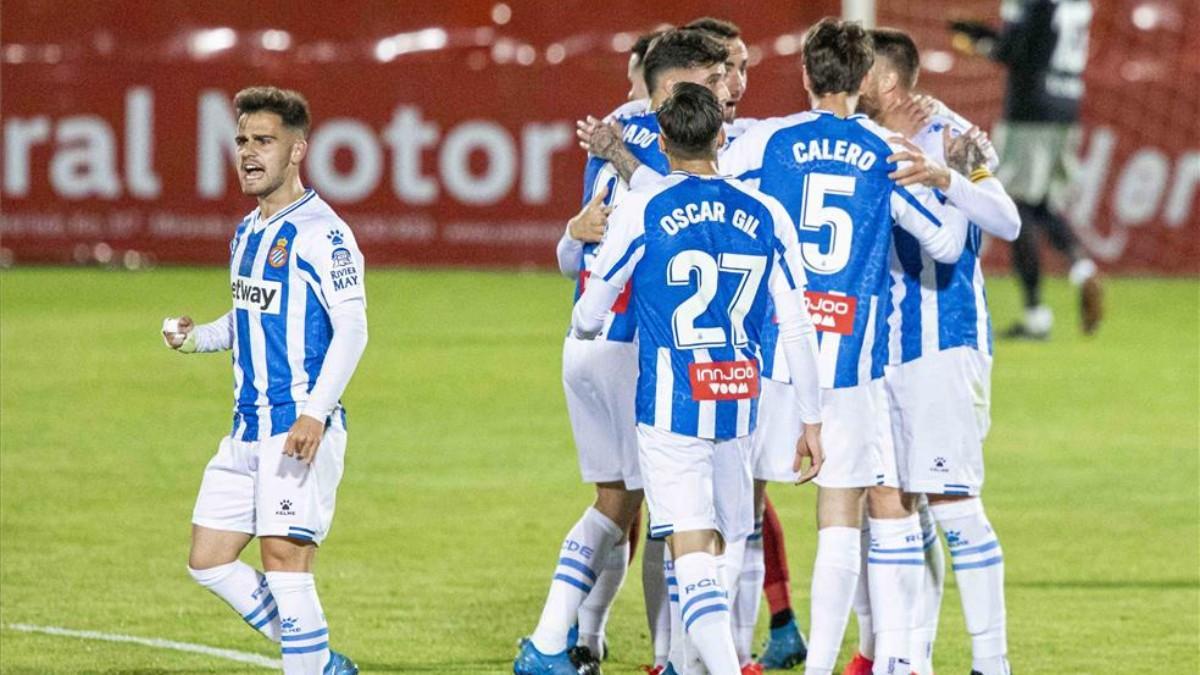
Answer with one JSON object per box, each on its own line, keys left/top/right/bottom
{"left": 298, "top": 222, "right": 367, "bottom": 309}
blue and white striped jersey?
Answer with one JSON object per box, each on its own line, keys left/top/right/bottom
{"left": 574, "top": 110, "right": 671, "bottom": 342}
{"left": 888, "top": 111, "right": 995, "bottom": 364}
{"left": 588, "top": 172, "right": 807, "bottom": 440}
{"left": 720, "top": 110, "right": 966, "bottom": 389}
{"left": 227, "top": 189, "right": 366, "bottom": 442}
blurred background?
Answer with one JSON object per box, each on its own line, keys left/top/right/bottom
{"left": 2, "top": 0, "right": 1197, "bottom": 273}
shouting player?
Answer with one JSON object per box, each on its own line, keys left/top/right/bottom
{"left": 721, "top": 18, "right": 970, "bottom": 675}
{"left": 843, "top": 28, "right": 1020, "bottom": 675}
{"left": 573, "top": 81, "right": 824, "bottom": 675}
{"left": 163, "top": 87, "right": 367, "bottom": 675}
{"left": 517, "top": 29, "right": 731, "bottom": 675}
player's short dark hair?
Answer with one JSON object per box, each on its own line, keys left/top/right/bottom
{"left": 632, "top": 28, "right": 671, "bottom": 63}
{"left": 684, "top": 17, "right": 741, "bottom": 40}
{"left": 234, "top": 86, "right": 311, "bottom": 136}
{"left": 642, "top": 29, "right": 729, "bottom": 96}
{"left": 657, "top": 82, "right": 724, "bottom": 161}
{"left": 869, "top": 28, "right": 920, "bottom": 89}
{"left": 802, "top": 18, "right": 874, "bottom": 96}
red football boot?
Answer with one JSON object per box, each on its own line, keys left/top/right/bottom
{"left": 841, "top": 652, "right": 874, "bottom": 675}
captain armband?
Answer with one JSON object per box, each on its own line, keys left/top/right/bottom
{"left": 969, "top": 167, "right": 993, "bottom": 183}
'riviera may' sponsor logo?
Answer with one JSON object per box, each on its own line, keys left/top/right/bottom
{"left": 231, "top": 276, "right": 282, "bottom": 313}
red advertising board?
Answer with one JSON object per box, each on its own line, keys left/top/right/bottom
{"left": 2, "top": 1, "right": 1196, "bottom": 273}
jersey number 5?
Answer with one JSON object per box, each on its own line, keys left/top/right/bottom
{"left": 799, "top": 173, "right": 856, "bottom": 275}
{"left": 669, "top": 250, "right": 767, "bottom": 350}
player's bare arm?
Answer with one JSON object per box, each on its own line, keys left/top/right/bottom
{"left": 944, "top": 125, "right": 991, "bottom": 176}
{"left": 576, "top": 116, "right": 641, "bottom": 183}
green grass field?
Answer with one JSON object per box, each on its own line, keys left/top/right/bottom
{"left": 1, "top": 267, "right": 1197, "bottom": 673}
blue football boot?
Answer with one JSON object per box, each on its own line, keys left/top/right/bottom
{"left": 326, "top": 650, "right": 359, "bottom": 674}
{"left": 514, "top": 638, "right": 579, "bottom": 675}
{"left": 758, "top": 618, "right": 808, "bottom": 669}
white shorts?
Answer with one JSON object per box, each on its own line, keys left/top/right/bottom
{"left": 885, "top": 347, "right": 992, "bottom": 496}
{"left": 813, "top": 379, "right": 898, "bottom": 489}
{"left": 638, "top": 424, "right": 754, "bottom": 544}
{"left": 563, "top": 337, "right": 642, "bottom": 490}
{"left": 751, "top": 378, "right": 803, "bottom": 482}
{"left": 192, "top": 421, "right": 347, "bottom": 545}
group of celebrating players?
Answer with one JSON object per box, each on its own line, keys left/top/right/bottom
{"left": 515, "top": 15, "right": 1019, "bottom": 675}
{"left": 160, "top": 12, "right": 1025, "bottom": 675}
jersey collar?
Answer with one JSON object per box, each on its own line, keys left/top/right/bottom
{"left": 251, "top": 188, "right": 317, "bottom": 231}
{"left": 812, "top": 108, "right": 868, "bottom": 121}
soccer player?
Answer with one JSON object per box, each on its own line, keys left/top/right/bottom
{"left": 607, "top": 28, "right": 671, "bottom": 121}
{"left": 517, "top": 29, "right": 731, "bottom": 675}
{"left": 162, "top": 86, "right": 367, "bottom": 675}
{"left": 844, "top": 28, "right": 1021, "bottom": 675}
{"left": 951, "top": 0, "right": 1102, "bottom": 338}
{"left": 720, "top": 18, "right": 970, "bottom": 675}
{"left": 581, "top": 21, "right": 812, "bottom": 666}
{"left": 573, "top": 81, "right": 824, "bottom": 675}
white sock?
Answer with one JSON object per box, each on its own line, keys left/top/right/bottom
{"left": 264, "top": 571, "right": 329, "bottom": 675}
{"left": 807, "top": 526, "right": 861, "bottom": 674}
{"left": 189, "top": 561, "right": 281, "bottom": 642}
{"left": 912, "top": 502, "right": 945, "bottom": 675}
{"left": 733, "top": 523, "right": 765, "bottom": 665}
{"left": 664, "top": 548, "right": 702, "bottom": 673}
{"left": 867, "top": 515, "right": 923, "bottom": 675}
{"left": 931, "top": 499, "right": 1008, "bottom": 675}
{"left": 1024, "top": 305, "right": 1053, "bottom": 334}
{"left": 719, "top": 536, "right": 748, "bottom": 667}
{"left": 643, "top": 536, "right": 671, "bottom": 667}
{"left": 530, "top": 506, "right": 624, "bottom": 654}
{"left": 1068, "top": 258, "right": 1097, "bottom": 286}
{"left": 851, "top": 519, "right": 874, "bottom": 661}
{"left": 675, "top": 551, "right": 740, "bottom": 674}
{"left": 578, "top": 537, "right": 629, "bottom": 655}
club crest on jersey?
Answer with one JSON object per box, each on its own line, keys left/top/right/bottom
{"left": 231, "top": 277, "right": 283, "bottom": 314}
{"left": 689, "top": 360, "right": 760, "bottom": 401}
{"left": 331, "top": 247, "right": 353, "bottom": 268}
{"left": 804, "top": 291, "right": 857, "bottom": 335}
{"left": 267, "top": 238, "right": 290, "bottom": 268}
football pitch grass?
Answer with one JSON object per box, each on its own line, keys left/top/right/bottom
{"left": 1, "top": 267, "right": 1197, "bottom": 673}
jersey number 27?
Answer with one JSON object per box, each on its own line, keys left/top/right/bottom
{"left": 669, "top": 250, "right": 767, "bottom": 350}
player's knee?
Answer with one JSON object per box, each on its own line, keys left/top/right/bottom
{"left": 592, "top": 483, "right": 641, "bottom": 529}
{"left": 816, "top": 487, "right": 865, "bottom": 528}
{"left": 187, "top": 559, "right": 234, "bottom": 587}
{"left": 259, "top": 535, "right": 315, "bottom": 572}
{"left": 188, "top": 545, "right": 235, "bottom": 572}
{"left": 866, "top": 485, "right": 915, "bottom": 519}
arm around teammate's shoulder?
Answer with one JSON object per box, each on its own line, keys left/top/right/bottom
{"left": 891, "top": 183, "right": 969, "bottom": 264}
{"left": 945, "top": 171, "right": 1022, "bottom": 242}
